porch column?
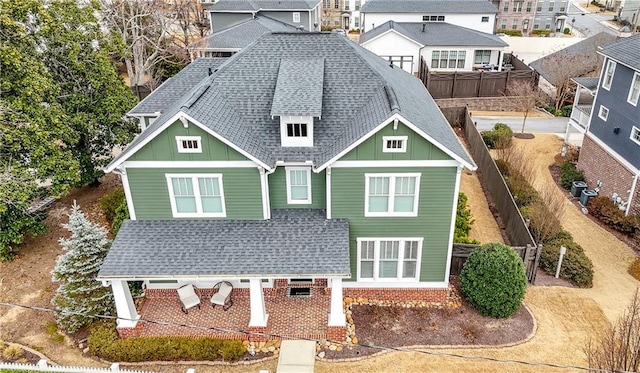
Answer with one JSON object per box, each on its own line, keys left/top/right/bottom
{"left": 496, "top": 50, "right": 504, "bottom": 72}
{"left": 110, "top": 280, "right": 139, "bottom": 327}
{"left": 328, "top": 278, "right": 345, "bottom": 326}
{"left": 249, "top": 278, "right": 268, "bottom": 327}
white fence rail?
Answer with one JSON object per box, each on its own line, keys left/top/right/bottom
{"left": 0, "top": 360, "right": 154, "bottom": 373}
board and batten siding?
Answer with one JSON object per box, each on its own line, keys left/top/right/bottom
{"left": 340, "top": 121, "right": 452, "bottom": 161}
{"left": 268, "top": 167, "right": 327, "bottom": 209}
{"left": 129, "top": 121, "right": 249, "bottom": 162}
{"left": 331, "top": 166, "right": 458, "bottom": 283}
{"left": 126, "top": 167, "right": 263, "bottom": 220}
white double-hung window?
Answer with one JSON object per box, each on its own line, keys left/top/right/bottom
{"left": 628, "top": 72, "right": 640, "bottom": 106}
{"left": 602, "top": 60, "right": 616, "bottom": 90}
{"left": 286, "top": 167, "right": 312, "bottom": 204}
{"left": 358, "top": 238, "right": 422, "bottom": 281}
{"left": 166, "top": 174, "right": 225, "bottom": 217}
{"left": 365, "top": 173, "right": 420, "bottom": 217}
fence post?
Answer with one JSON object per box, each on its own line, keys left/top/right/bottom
{"left": 555, "top": 246, "right": 567, "bottom": 278}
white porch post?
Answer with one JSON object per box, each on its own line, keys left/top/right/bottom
{"left": 110, "top": 280, "right": 139, "bottom": 327}
{"left": 249, "top": 278, "right": 268, "bottom": 327}
{"left": 328, "top": 278, "right": 345, "bottom": 326}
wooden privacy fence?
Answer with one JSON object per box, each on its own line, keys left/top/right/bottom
{"left": 418, "top": 55, "right": 539, "bottom": 99}
{"left": 450, "top": 243, "right": 541, "bottom": 283}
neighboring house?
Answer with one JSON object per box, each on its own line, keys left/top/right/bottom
{"left": 205, "top": 0, "right": 322, "bottom": 32}
{"left": 343, "top": 0, "right": 364, "bottom": 29}
{"left": 569, "top": 34, "right": 640, "bottom": 215}
{"left": 97, "top": 32, "right": 476, "bottom": 338}
{"left": 320, "top": 0, "right": 346, "bottom": 29}
{"left": 531, "top": 0, "right": 568, "bottom": 32}
{"left": 359, "top": 0, "right": 498, "bottom": 34}
{"left": 619, "top": 0, "right": 640, "bottom": 26}
{"left": 189, "top": 16, "right": 301, "bottom": 59}
{"left": 495, "top": 0, "right": 536, "bottom": 34}
{"left": 360, "top": 21, "right": 508, "bottom": 74}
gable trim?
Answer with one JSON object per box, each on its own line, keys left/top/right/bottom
{"left": 105, "top": 112, "right": 270, "bottom": 173}
{"left": 316, "top": 113, "right": 476, "bottom": 172}
{"left": 332, "top": 160, "right": 460, "bottom": 168}
{"left": 362, "top": 28, "right": 424, "bottom": 47}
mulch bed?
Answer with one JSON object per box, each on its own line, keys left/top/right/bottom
{"left": 514, "top": 133, "right": 535, "bottom": 139}
{"left": 0, "top": 342, "right": 42, "bottom": 365}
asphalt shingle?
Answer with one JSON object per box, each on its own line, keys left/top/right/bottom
{"left": 360, "top": 0, "right": 498, "bottom": 14}
{"left": 572, "top": 76, "right": 600, "bottom": 91}
{"left": 599, "top": 33, "right": 640, "bottom": 71}
{"left": 208, "top": 0, "right": 320, "bottom": 11}
{"left": 271, "top": 58, "right": 324, "bottom": 117}
{"left": 98, "top": 209, "right": 350, "bottom": 278}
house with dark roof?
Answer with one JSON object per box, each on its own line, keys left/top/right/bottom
{"left": 359, "top": 0, "right": 499, "bottom": 34}
{"left": 568, "top": 34, "right": 640, "bottom": 215}
{"left": 360, "top": 21, "right": 508, "bottom": 74}
{"left": 98, "top": 32, "right": 476, "bottom": 339}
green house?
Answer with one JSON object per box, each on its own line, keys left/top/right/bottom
{"left": 98, "top": 32, "right": 476, "bottom": 338}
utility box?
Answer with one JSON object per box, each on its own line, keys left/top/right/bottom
{"left": 580, "top": 189, "right": 598, "bottom": 206}
{"left": 571, "top": 181, "right": 587, "bottom": 197}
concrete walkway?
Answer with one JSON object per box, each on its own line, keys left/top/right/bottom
{"left": 276, "top": 340, "right": 316, "bottom": 373}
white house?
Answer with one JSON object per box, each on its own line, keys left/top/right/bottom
{"left": 359, "top": 0, "right": 499, "bottom": 34}
{"left": 360, "top": 21, "right": 508, "bottom": 74}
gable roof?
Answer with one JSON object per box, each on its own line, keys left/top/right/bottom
{"left": 208, "top": 0, "right": 320, "bottom": 11}
{"left": 360, "top": 0, "right": 498, "bottom": 14}
{"left": 529, "top": 32, "right": 617, "bottom": 84}
{"left": 108, "top": 33, "right": 475, "bottom": 172}
{"left": 599, "top": 33, "right": 640, "bottom": 71}
{"left": 128, "top": 58, "right": 228, "bottom": 116}
{"left": 360, "top": 21, "right": 508, "bottom": 48}
{"left": 190, "top": 16, "right": 302, "bottom": 52}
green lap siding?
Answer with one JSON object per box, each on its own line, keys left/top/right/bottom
{"left": 129, "top": 121, "right": 248, "bottom": 161}
{"left": 268, "top": 168, "right": 326, "bottom": 209}
{"left": 331, "top": 167, "right": 457, "bottom": 282}
{"left": 341, "top": 122, "right": 451, "bottom": 161}
{"left": 126, "top": 167, "right": 263, "bottom": 219}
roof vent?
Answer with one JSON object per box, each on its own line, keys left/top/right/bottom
{"left": 384, "top": 85, "right": 400, "bottom": 112}
{"left": 422, "top": 23, "right": 426, "bottom": 32}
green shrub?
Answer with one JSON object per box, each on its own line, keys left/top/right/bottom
{"left": 561, "top": 105, "right": 573, "bottom": 117}
{"left": 497, "top": 29, "right": 523, "bottom": 36}
{"left": 505, "top": 172, "right": 538, "bottom": 207}
{"left": 563, "top": 27, "right": 571, "bottom": 34}
{"left": 460, "top": 243, "right": 528, "bottom": 318}
{"left": 588, "top": 196, "right": 640, "bottom": 236}
{"left": 531, "top": 29, "right": 552, "bottom": 36}
{"left": 481, "top": 123, "right": 513, "bottom": 149}
{"left": 88, "top": 322, "right": 246, "bottom": 362}
{"left": 99, "top": 188, "right": 126, "bottom": 223}
{"left": 560, "top": 161, "right": 585, "bottom": 189}
{"left": 495, "top": 158, "right": 511, "bottom": 177}
{"left": 112, "top": 199, "right": 129, "bottom": 235}
{"left": 540, "top": 238, "right": 593, "bottom": 287}
{"left": 455, "top": 193, "right": 480, "bottom": 244}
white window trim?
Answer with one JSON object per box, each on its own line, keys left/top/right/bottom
{"left": 293, "top": 12, "right": 300, "bottom": 23}
{"left": 356, "top": 238, "right": 423, "bottom": 282}
{"left": 364, "top": 173, "right": 421, "bottom": 217}
{"left": 598, "top": 105, "right": 609, "bottom": 121}
{"left": 627, "top": 72, "right": 640, "bottom": 106}
{"left": 175, "top": 136, "right": 202, "bottom": 153}
{"left": 165, "top": 173, "right": 226, "bottom": 218}
{"left": 280, "top": 115, "right": 314, "bottom": 147}
{"left": 602, "top": 60, "right": 616, "bottom": 91}
{"left": 631, "top": 126, "right": 640, "bottom": 146}
{"left": 285, "top": 167, "right": 312, "bottom": 204}
{"left": 382, "top": 136, "right": 408, "bottom": 153}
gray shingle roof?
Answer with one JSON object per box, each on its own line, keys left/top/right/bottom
{"left": 571, "top": 76, "right": 600, "bottom": 91}
{"left": 271, "top": 58, "right": 324, "bottom": 117}
{"left": 191, "top": 16, "right": 302, "bottom": 51}
{"left": 360, "top": 0, "right": 498, "bottom": 14}
{"left": 599, "top": 33, "right": 640, "bottom": 71}
{"left": 98, "top": 209, "right": 350, "bottom": 278}
{"left": 529, "top": 32, "right": 617, "bottom": 85}
{"left": 360, "top": 21, "right": 508, "bottom": 47}
{"left": 209, "top": 0, "right": 320, "bottom": 11}
{"left": 110, "top": 33, "right": 475, "bottom": 171}
{"left": 128, "top": 58, "right": 228, "bottom": 116}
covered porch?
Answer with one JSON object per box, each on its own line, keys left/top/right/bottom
{"left": 568, "top": 77, "right": 598, "bottom": 133}
{"left": 97, "top": 209, "right": 351, "bottom": 340}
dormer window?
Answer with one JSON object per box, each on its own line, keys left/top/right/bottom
{"left": 287, "top": 122, "right": 308, "bottom": 137}
{"left": 176, "top": 136, "right": 202, "bottom": 153}
{"left": 280, "top": 115, "right": 314, "bottom": 147}
{"left": 383, "top": 136, "right": 408, "bottom": 153}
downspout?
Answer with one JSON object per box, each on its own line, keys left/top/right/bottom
{"left": 626, "top": 172, "right": 639, "bottom": 216}
{"left": 261, "top": 166, "right": 276, "bottom": 220}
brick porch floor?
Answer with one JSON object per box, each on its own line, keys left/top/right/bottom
{"left": 132, "top": 287, "right": 332, "bottom": 340}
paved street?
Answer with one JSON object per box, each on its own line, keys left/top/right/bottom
{"left": 471, "top": 114, "right": 585, "bottom": 145}
{"left": 568, "top": 0, "right": 618, "bottom": 36}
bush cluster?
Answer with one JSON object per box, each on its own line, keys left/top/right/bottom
{"left": 540, "top": 236, "right": 594, "bottom": 287}
{"left": 111, "top": 199, "right": 129, "bottom": 235}
{"left": 481, "top": 123, "right": 513, "bottom": 149}
{"left": 531, "top": 29, "right": 552, "bottom": 36}
{"left": 588, "top": 196, "right": 640, "bottom": 236}
{"left": 496, "top": 160, "right": 538, "bottom": 207}
{"left": 88, "top": 322, "right": 245, "bottom": 362}
{"left": 455, "top": 193, "right": 480, "bottom": 244}
{"left": 497, "top": 29, "right": 523, "bottom": 36}
{"left": 560, "top": 161, "right": 585, "bottom": 189}
{"left": 460, "top": 243, "right": 528, "bottom": 318}
{"left": 561, "top": 105, "right": 573, "bottom": 117}
{"left": 99, "top": 189, "right": 126, "bottom": 223}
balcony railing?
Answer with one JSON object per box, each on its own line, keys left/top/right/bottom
{"left": 569, "top": 104, "right": 592, "bottom": 131}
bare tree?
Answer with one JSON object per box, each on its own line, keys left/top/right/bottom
{"left": 169, "top": 0, "right": 210, "bottom": 58}
{"left": 527, "top": 184, "right": 566, "bottom": 243}
{"left": 586, "top": 288, "right": 640, "bottom": 372}
{"left": 505, "top": 79, "right": 543, "bottom": 134}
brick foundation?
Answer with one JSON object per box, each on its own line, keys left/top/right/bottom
{"left": 344, "top": 287, "right": 450, "bottom": 303}
{"left": 116, "top": 326, "right": 143, "bottom": 339}
{"left": 326, "top": 326, "right": 347, "bottom": 341}
{"left": 577, "top": 135, "right": 640, "bottom": 214}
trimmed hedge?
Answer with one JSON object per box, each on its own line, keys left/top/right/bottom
{"left": 497, "top": 29, "right": 523, "bottom": 36}
{"left": 460, "top": 243, "right": 528, "bottom": 318}
{"left": 481, "top": 123, "right": 513, "bottom": 149}
{"left": 588, "top": 196, "right": 640, "bottom": 236}
{"left": 560, "top": 161, "right": 584, "bottom": 190}
{"left": 99, "top": 188, "right": 126, "bottom": 223}
{"left": 540, "top": 238, "right": 593, "bottom": 287}
{"left": 505, "top": 172, "right": 539, "bottom": 207}
{"left": 88, "top": 322, "right": 246, "bottom": 362}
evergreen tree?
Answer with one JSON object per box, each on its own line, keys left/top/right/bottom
{"left": 52, "top": 202, "right": 114, "bottom": 332}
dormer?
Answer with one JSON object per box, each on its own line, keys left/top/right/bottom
{"left": 271, "top": 58, "right": 324, "bottom": 147}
